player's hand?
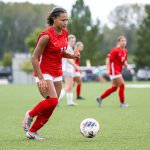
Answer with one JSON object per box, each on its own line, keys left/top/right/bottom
{"left": 76, "top": 66, "right": 80, "bottom": 71}
{"left": 126, "top": 65, "right": 129, "bottom": 71}
{"left": 38, "top": 79, "right": 48, "bottom": 93}
{"left": 74, "top": 50, "right": 80, "bottom": 58}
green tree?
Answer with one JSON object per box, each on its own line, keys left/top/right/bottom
{"left": 0, "top": 2, "right": 54, "bottom": 56}
{"left": 102, "top": 4, "right": 146, "bottom": 54}
{"left": 25, "top": 28, "right": 43, "bottom": 54}
{"left": 108, "top": 4, "right": 145, "bottom": 28}
{"left": 2, "top": 52, "right": 12, "bottom": 67}
{"left": 102, "top": 25, "right": 137, "bottom": 54}
{"left": 20, "top": 59, "right": 33, "bottom": 74}
{"left": 82, "top": 21, "right": 104, "bottom": 65}
{"left": 68, "top": 0, "right": 103, "bottom": 65}
{"left": 134, "top": 5, "right": 150, "bottom": 68}
{"left": 68, "top": 0, "right": 91, "bottom": 40}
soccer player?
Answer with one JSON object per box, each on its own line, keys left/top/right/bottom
{"left": 59, "top": 34, "right": 80, "bottom": 106}
{"left": 96, "top": 35, "right": 129, "bottom": 108}
{"left": 22, "top": 7, "right": 80, "bottom": 140}
{"left": 73, "top": 41, "right": 85, "bottom": 100}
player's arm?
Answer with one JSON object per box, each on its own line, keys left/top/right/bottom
{"left": 31, "top": 35, "right": 49, "bottom": 93}
{"left": 105, "top": 57, "right": 110, "bottom": 74}
{"left": 62, "top": 51, "right": 80, "bottom": 59}
{"left": 106, "top": 49, "right": 117, "bottom": 74}
{"left": 67, "top": 59, "right": 80, "bottom": 71}
{"left": 124, "top": 61, "right": 128, "bottom": 69}
{"left": 124, "top": 50, "right": 128, "bottom": 69}
{"left": 31, "top": 35, "right": 49, "bottom": 80}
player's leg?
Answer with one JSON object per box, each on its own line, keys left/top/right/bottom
{"left": 59, "top": 75, "right": 69, "bottom": 101}
{"left": 96, "top": 85, "right": 118, "bottom": 107}
{"left": 29, "top": 80, "right": 58, "bottom": 118}
{"left": 23, "top": 79, "right": 57, "bottom": 132}
{"left": 26, "top": 80, "right": 58, "bottom": 140}
{"left": 117, "top": 76, "right": 129, "bottom": 107}
{"left": 96, "top": 76, "right": 120, "bottom": 107}
{"left": 54, "top": 81, "right": 62, "bottom": 99}
{"left": 59, "top": 73, "right": 73, "bottom": 101}
{"left": 24, "top": 80, "right": 58, "bottom": 140}
{"left": 74, "top": 76, "right": 85, "bottom": 100}
{"left": 65, "top": 76, "right": 77, "bottom": 106}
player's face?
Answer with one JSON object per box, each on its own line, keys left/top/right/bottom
{"left": 119, "top": 37, "right": 127, "bottom": 48}
{"left": 69, "top": 38, "right": 76, "bottom": 48}
{"left": 78, "top": 44, "right": 84, "bottom": 51}
{"left": 54, "top": 13, "right": 69, "bottom": 29}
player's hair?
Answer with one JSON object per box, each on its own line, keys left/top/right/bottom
{"left": 118, "top": 35, "right": 126, "bottom": 42}
{"left": 47, "top": 7, "right": 67, "bottom": 26}
{"left": 75, "top": 41, "right": 84, "bottom": 49}
{"left": 68, "top": 34, "right": 76, "bottom": 40}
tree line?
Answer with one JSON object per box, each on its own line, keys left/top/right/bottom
{"left": 0, "top": 0, "right": 150, "bottom": 68}
{"left": 0, "top": 1, "right": 54, "bottom": 56}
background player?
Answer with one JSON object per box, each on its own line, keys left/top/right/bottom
{"left": 96, "top": 35, "right": 129, "bottom": 108}
{"left": 59, "top": 34, "right": 80, "bottom": 106}
{"left": 73, "top": 41, "right": 85, "bottom": 100}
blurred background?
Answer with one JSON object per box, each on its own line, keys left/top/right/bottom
{"left": 0, "top": 0, "right": 150, "bottom": 84}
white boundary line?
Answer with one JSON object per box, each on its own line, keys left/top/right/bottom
{"left": 126, "top": 84, "right": 150, "bottom": 88}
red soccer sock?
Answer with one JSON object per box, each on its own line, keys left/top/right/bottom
{"left": 76, "top": 84, "right": 81, "bottom": 97}
{"left": 100, "top": 86, "right": 118, "bottom": 99}
{"left": 29, "top": 98, "right": 58, "bottom": 118}
{"left": 29, "top": 109, "right": 54, "bottom": 132}
{"left": 119, "top": 84, "right": 125, "bottom": 104}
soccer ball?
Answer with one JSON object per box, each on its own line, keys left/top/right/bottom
{"left": 80, "top": 118, "right": 100, "bottom": 138}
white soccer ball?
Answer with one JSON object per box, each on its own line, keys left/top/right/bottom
{"left": 80, "top": 118, "right": 100, "bottom": 138}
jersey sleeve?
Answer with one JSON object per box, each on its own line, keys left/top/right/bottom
{"left": 36, "top": 30, "right": 50, "bottom": 46}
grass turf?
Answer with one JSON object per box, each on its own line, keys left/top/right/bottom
{"left": 0, "top": 82, "right": 150, "bottom": 150}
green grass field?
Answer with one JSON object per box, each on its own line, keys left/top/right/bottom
{"left": 0, "top": 82, "right": 150, "bottom": 150}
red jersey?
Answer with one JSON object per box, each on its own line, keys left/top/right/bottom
{"left": 35, "top": 27, "right": 68, "bottom": 77}
{"left": 108, "top": 47, "right": 128, "bottom": 75}
{"left": 74, "top": 49, "right": 80, "bottom": 72}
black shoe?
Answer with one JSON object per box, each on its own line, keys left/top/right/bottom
{"left": 96, "top": 97, "right": 102, "bottom": 107}
{"left": 77, "top": 96, "right": 85, "bottom": 100}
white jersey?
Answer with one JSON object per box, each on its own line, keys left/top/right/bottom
{"left": 62, "top": 45, "right": 74, "bottom": 74}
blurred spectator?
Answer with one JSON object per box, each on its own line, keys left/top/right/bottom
{"left": 95, "top": 66, "right": 107, "bottom": 82}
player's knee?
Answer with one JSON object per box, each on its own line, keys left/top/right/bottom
{"left": 119, "top": 80, "right": 124, "bottom": 86}
{"left": 112, "top": 86, "right": 118, "bottom": 91}
{"left": 67, "top": 87, "right": 72, "bottom": 92}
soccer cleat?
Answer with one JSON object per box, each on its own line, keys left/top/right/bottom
{"left": 96, "top": 97, "right": 102, "bottom": 107}
{"left": 77, "top": 96, "right": 85, "bottom": 100}
{"left": 120, "top": 102, "right": 129, "bottom": 108}
{"left": 26, "top": 131, "right": 44, "bottom": 140}
{"left": 22, "top": 110, "right": 33, "bottom": 132}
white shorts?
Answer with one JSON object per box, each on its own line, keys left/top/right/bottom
{"left": 73, "top": 72, "right": 81, "bottom": 77}
{"left": 35, "top": 74, "right": 62, "bottom": 83}
{"left": 109, "top": 74, "right": 122, "bottom": 80}
{"left": 63, "top": 71, "right": 74, "bottom": 77}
